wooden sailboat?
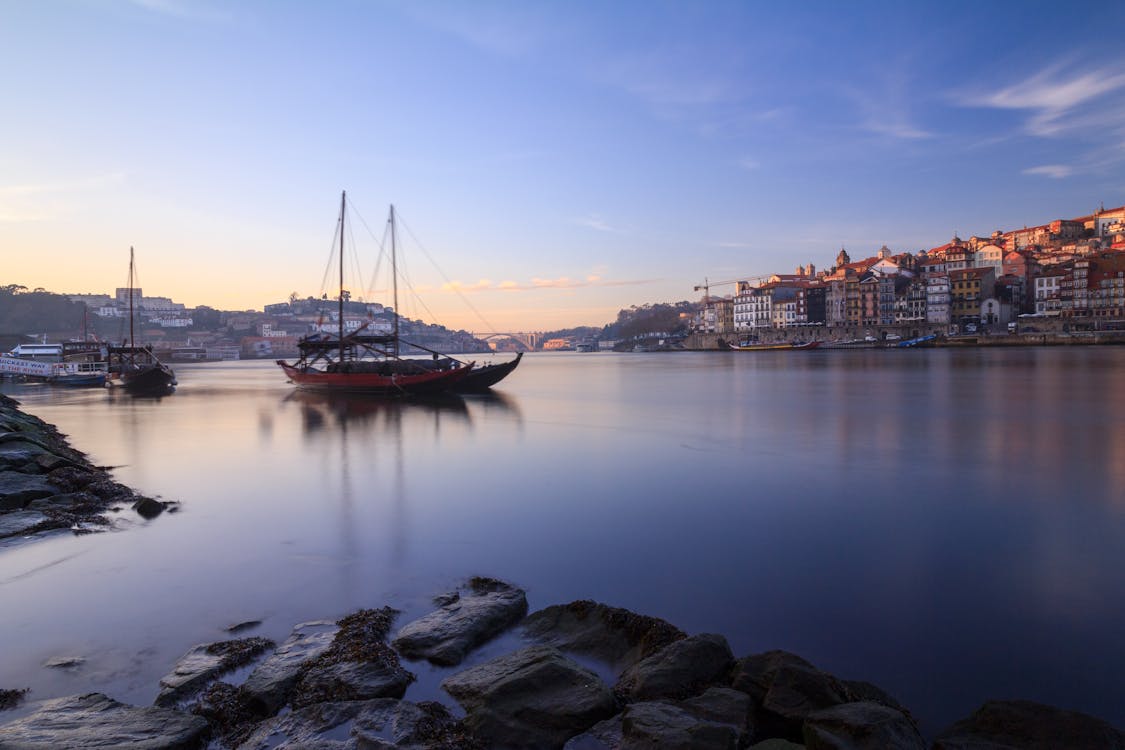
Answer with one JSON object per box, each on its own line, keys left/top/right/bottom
{"left": 106, "top": 247, "right": 177, "bottom": 395}
{"left": 277, "top": 193, "right": 476, "bottom": 396}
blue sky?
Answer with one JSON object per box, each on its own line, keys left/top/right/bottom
{"left": 3, "top": 0, "right": 1124, "bottom": 330}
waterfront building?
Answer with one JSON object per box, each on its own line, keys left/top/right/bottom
{"left": 949, "top": 267, "right": 995, "bottom": 324}
{"left": 926, "top": 274, "right": 951, "bottom": 325}
{"left": 974, "top": 244, "right": 1005, "bottom": 276}
{"left": 895, "top": 276, "right": 927, "bottom": 324}
{"left": 1034, "top": 270, "right": 1065, "bottom": 315}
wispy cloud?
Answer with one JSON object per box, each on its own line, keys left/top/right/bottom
{"left": 1023, "top": 164, "right": 1073, "bottom": 179}
{"left": 0, "top": 172, "right": 126, "bottom": 197}
{"left": 0, "top": 173, "right": 126, "bottom": 223}
{"left": 958, "top": 61, "right": 1125, "bottom": 137}
{"left": 573, "top": 215, "right": 621, "bottom": 233}
{"left": 738, "top": 157, "right": 760, "bottom": 170}
{"left": 439, "top": 276, "right": 660, "bottom": 293}
{"left": 841, "top": 61, "right": 934, "bottom": 141}
{"left": 128, "top": 0, "right": 234, "bottom": 23}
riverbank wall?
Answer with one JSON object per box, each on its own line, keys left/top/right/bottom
{"left": 685, "top": 329, "right": 1125, "bottom": 350}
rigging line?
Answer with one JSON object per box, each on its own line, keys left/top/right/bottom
{"left": 318, "top": 214, "right": 343, "bottom": 300}
{"left": 345, "top": 200, "right": 389, "bottom": 301}
{"left": 394, "top": 211, "right": 502, "bottom": 335}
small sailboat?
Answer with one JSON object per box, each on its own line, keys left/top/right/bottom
{"left": 106, "top": 247, "right": 176, "bottom": 396}
{"left": 277, "top": 193, "right": 476, "bottom": 397}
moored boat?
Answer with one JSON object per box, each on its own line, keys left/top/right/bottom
{"left": 276, "top": 193, "right": 476, "bottom": 397}
{"left": 106, "top": 248, "right": 176, "bottom": 396}
{"left": 729, "top": 341, "right": 821, "bottom": 351}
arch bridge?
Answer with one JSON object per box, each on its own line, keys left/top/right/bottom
{"left": 473, "top": 332, "right": 540, "bottom": 351}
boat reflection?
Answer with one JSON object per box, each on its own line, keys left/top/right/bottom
{"left": 459, "top": 389, "right": 524, "bottom": 424}
{"left": 283, "top": 390, "right": 472, "bottom": 435}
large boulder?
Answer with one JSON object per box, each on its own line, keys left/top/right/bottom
{"left": 155, "top": 637, "right": 275, "bottom": 707}
{"left": 289, "top": 608, "right": 413, "bottom": 708}
{"left": 0, "top": 692, "right": 209, "bottom": 749}
{"left": 442, "top": 645, "right": 616, "bottom": 749}
{"left": 932, "top": 699, "right": 1125, "bottom": 749}
{"left": 564, "top": 688, "right": 752, "bottom": 750}
{"left": 616, "top": 633, "right": 734, "bottom": 701}
{"left": 393, "top": 577, "right": 527, "bottom": 666}
{"left": 0, "top": 509, "right": 52, "bottom": 539}
{"left": 731, "top": 650, "right": 854, "bottom": 740}
{"left": 619, "top": 700, "right": 741, "bottom": 749}
{"left": 241, "top": 621, "right": 338, "bottom": 715}
{"left": 523, "top": 601, "right": 686, "bottom": 673}
{"left": 0, "top": 471, "right": 58, "bottom": 510}
{"left": 802, "top": 701, "right": 924, "bottom": 749}
{"left": 235, "top": 697, "right": 473, "bottom": 750}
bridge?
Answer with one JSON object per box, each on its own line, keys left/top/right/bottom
{"left": 473, "top": 332, "right": 541, "bottom": 351}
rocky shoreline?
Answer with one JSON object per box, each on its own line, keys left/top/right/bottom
{"left": 1, "top": 577, "right": 1122, "bottom": 749}
{"left": 0, "top": 393, "right": 176, "bottom": 544}
{"left": 2, "top": 398, "right": 1123, "bottom": 748}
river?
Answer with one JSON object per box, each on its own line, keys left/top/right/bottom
{"left": 1, "top": 348, "right": 1123, "bottom": 736}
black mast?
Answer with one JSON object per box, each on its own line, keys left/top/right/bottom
{"left": 128, "top": 246, "right": 135, "bottom": 365}
{"left": 390, "top": 204, "right": 400, "bottom": 358}
{"left": 339, "top": 191, "right": 346, "bottom": 362}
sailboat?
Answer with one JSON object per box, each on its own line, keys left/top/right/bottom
{"left": 106, "top": 247, "right": 177, "bottom": 395}
{"left": 277, "top": 192, "right": 476, "bottom": 396}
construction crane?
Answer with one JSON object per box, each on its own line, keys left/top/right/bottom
{"left": 694, "top": 276, "right": 772, "bottom": 304}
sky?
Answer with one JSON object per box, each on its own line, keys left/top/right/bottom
{"left": 3, "top": 0, "right": 1125, "bottom": 332}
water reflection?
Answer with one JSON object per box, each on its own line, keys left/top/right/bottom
{"left": 283, "top": 391, "right": 472, "bottom": 435}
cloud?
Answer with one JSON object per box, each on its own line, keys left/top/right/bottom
{"left": 738, "top": 158, "right": 760, "bottom": 170}
{"left": 128, "top": 0, "right": 234, "bottom": 23}
{"left": 0, "top": 173, "right": 126, "bottom": 197}
{"left": 842, "top": 63, "right": 934, "bottom": 141}
{"left": 446, "top": 276, "right": 660, "bottom": 293}
{"left": 1023, "top": 165, "right": 1073, "bottom": 179}
{"left": 0, "top": 173, "right": 127, "bottom": 223}
{"left": 573, "top": 215, "right": 620, "bottom": 233}
{"left": 958, "top": 62, "right": 1125, "bottom": 137}
{"left": 441, "top": 279, "right": 493, "bottom": 292}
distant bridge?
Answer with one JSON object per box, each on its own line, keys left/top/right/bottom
{"left": 473, "top": 332, "right": 540, "bottom": 350}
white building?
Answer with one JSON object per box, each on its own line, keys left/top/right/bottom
{"left": 926, "top": 274, "right": 951, "bottom": 325}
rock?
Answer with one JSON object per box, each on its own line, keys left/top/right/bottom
{"left": 290, "top": 608, "right": 413, "bottom": 709}
{"left": 731, "top": 650, "right": 850, "bottom": 740}
{"left": 616, "top": 633, "right": 733, "bottom": 701}
{"left": 226, "top": 620, "right": 262, "bottom": 634}
{"left": 0, "top": 688, "right": 29, "bottom": 711}
{"left": 442, "top": 645, "right": 616, "bottom": 749}
{"left": 802, "top": 701, "right": 924, "bottom": 749}
{"left": 292, "top": 656, "right": 413, "bottom": 708}
{"left": 235, "top": 697, "right": 474, "bottom": 750}
{"left": 133, "top": 496, "right": 167, "bottom": 519}
{"left": 155, "top": 637, "right": 275, "bottom": 707}
{"left": 749, "top": 740, "right": 806, "bottom": 750}
{"left": 932, "top": 699, "right": 1125, "bottom": 749}
{"left": 523, "top": 600, "right": 686, "bottom": 673}
{"left": 682, "top": 687, "right": 753, "bottom": 737}
{"left": 43, "top": 656, "right": 85, "bottom": 669}
{"left": 0, "top": 509, "right": 53, "bottom": 539}
{"left": 0, "top": 439, "right": 51, "bottom": 467}
{"left": 26, "top": 492, "right": 95, "bottom": 512}
{"left": 619, "top": 700, "right": 741, "bottom": 749}
{"left": 0, "top": 471, "right": 58, "bottom": 510}
{"left": 0, "top": 692, "right": 209, "bottom": 749}
{"left": 393, "top": 577, "right": 528, "bottom": 666}
{"left": 563, "top": 715, "right": 624, "bottom": 750}
{"left": 241, "top": 620, "right": 338, "bottom": 715}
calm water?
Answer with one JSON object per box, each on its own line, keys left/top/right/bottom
{"left": 1, "top": 349, "right": 1123, "bottom": 735}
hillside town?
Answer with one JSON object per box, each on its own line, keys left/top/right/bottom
{"left": 12, "top": 291, "right": 491, "bottom": 361}
{"left": 696, "top": 203, "right": 1125, "bottom": 341}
